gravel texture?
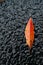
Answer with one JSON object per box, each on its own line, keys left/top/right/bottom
{"left": 0, "top": 0, "right": 43, "bottom": 65}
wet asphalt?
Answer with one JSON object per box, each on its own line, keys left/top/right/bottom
{"left": 0, "top": 0, "right": 43, "bottom": 65}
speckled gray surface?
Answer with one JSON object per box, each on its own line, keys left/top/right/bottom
{"left": 0, "top": 0, "right": 43, "bottom": 65}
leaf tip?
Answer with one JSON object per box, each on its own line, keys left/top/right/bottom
{"left": 25, "top": 17, "right": 34, "bottom": 49}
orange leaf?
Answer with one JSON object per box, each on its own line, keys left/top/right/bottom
{"left": 25, "top": 17, "right": 34, "bottom": 49}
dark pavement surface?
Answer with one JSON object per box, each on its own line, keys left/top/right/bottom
{"left": 0, "top": 0, "right": 43, "bottom": 65}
